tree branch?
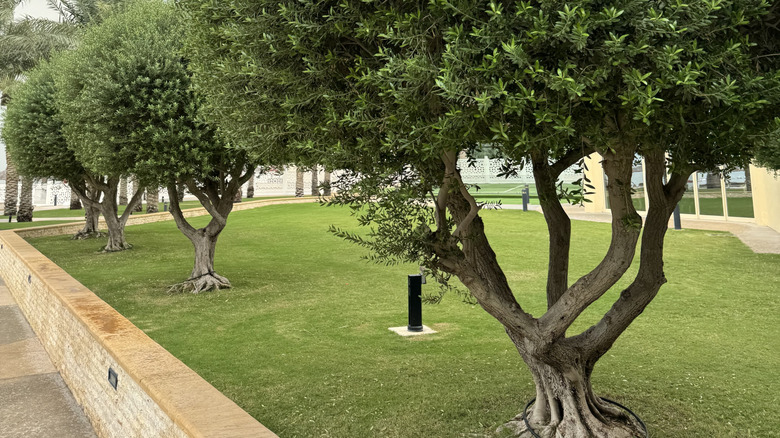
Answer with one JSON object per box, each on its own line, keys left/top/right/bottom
{"left": 120, "top": 182, "right": 145, "bottom": 226}
{"left": 574, "top": 151, "right": 691, "bottom": 361}
{"left": 532, "top": 151, "right": 572, "bottom": 308}
{"left": 166, "top": 182, "right": 197, "bottom": 239}
{"left": 538, "top": 147, "right": 642, "bottom": 344}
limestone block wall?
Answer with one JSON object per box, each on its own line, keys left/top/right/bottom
{"left": 0, "top": 198, "right": 316, "bottom": 437}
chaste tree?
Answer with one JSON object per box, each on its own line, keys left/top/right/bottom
{"left": 2, "top": 58, "right": 106, "bottom": 239}
{"left": 184, "top": 0, "right": 779, "bottom": 436}
{"left": 58, "top": 0, "right": 257, "bottom": 291}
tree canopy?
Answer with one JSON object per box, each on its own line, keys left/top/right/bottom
{"left": 183, "top": 1, "right": 780, "bottom": 436}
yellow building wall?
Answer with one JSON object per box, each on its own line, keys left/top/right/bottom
{"left": 583, "top": 153, "right": 606, "bottom": 212}
{"left": 750, "top": 164, "right": 780, "bottom": 233}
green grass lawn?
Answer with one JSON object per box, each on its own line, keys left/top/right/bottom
{"left": 0, "top": 220, "right": 76, "bottom": 230}
{"left": 28, "top": 204, "right": 779, "bottom": 437}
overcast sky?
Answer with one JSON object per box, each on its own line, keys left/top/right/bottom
{"left": 1, "top": 0, "right": 62, "bottom": 173}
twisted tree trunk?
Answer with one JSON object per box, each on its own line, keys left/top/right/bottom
{"left": 4, "top": 150, "right": 18, "bottom": 217}
{"left": 70, "top": 188, "right": 82, "bottom": 210}
{"left": 233, "top": 187, "right": 242, "bottom": 203}
{"left": 98, "top": 178, "right": 144, "bottom": 252}
{"left": 146, "top": 186, "right": 158, "bottom": 213}
{"left": 72, "top": 183, "right": 102, "bottom": 240}
{"left": 16, "top": 177, "right": 33, "bottom": 222}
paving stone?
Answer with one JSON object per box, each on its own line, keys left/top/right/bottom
{"left": 0, "top": 338, "right": 56, "bottom": 380}
{"left": 0, "top": 306, "right": 35, "bottom": 345}
{"left": 0, "top": 373, "right": 97, "bottom": 438}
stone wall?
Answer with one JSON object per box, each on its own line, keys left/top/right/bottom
{"left": 0, "top": 198, "right": 316, "bottom": 437}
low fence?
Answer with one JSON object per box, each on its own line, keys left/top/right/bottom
{"left": 0, "top": 197, "right": 317, "bottom": 437}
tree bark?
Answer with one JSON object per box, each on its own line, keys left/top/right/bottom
{"left": 16, "top": 176, "right": 33, "bottom": 222}
{"left": 246, "top": 170, "right": 255, "bottom": 198}
{"left": 423, "top": 147, "right": 652, "bottom": 437}
{"left": 500, "top": 330, "right": 642, "bottom": 438}
{"left": 119, "top": 177, "right": 128, "bottom": 205}
{"left": 70, "top": 188, "right": 82, "bottom": 210}
{"left": 166, "top": 182, "right": 233, "bottom": 293}
{"left": 177, "top": 184, "right": 185, "bottom": 201}
{"left": 4, "top": 149, "right": 18, "bottom": 216}
{"left": 295, "top": 168, "right": 304, "bottom": 197}
{"left": 73, "top": 203, "right": 101, "bottom": 240}
{"left": 98, "top": 178, "right": 144, "bottom": 252}
{"left": 146, "top": 186, "right": 158, "bottom": 213}
{"left": 233, "top": 187, "right": 242, "bottom": 203}
{"left": 311, "top": 166, "right": 319, "bottom": 196}
{"left": 323, "top": 170, "right": 331, "bottom": 196}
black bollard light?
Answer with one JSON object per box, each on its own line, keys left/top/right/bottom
{"left": 407, "top": 274, "right": 423, "bottom": 332}
{"left": 54, "top": 195, "right": 58, "bottom": 206}
{"left": 673, "top": 204, "right": 682, "bottom": 230}
{"left": 522, "top": 185, "right": 530, "bottom": 211}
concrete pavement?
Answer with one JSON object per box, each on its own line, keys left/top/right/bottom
{"left": 0, "top": 279, "right": 96, "bottom": 438}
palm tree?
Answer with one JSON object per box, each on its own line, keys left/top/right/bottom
{"left": 310, "top": 165, "right": 318, "bottom": 196}
{"left": 295, "top": 167, "right": 304, "bottom": 197}
{"left": 146, "top": 186, "right": 158, "bottom": 213}
{"left": 323, "top": 170, "right": 331, "bottom": 196}
{"left": 3, "top": 145, "right": 17, "bottom": 216}
{"left": 118, "top": 176, "right": 127, "bottom": 205}
{"left": 1, "top": 0, "right": 86, "bottom": 220}
{"left": 15, "top": 175, "right": 32, "bottom": 221}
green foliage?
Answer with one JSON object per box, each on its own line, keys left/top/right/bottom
{"left": 54, "top": 0, "right": 258, "bottom": 193}
{"left": 2, "top": 58, "right": 87, "bottom": 183}
{"left": 183, "top": 0, "right": 779, "bottom": 275}
{"left": 55, "top": 0, "right": 197, "bottom": 183}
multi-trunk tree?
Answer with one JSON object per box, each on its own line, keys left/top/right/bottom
{"left": 1, "top": 59, "right": 138, "bottom": 240}
{"left": 55, "top": 0, "right": 258, "bottom": 291}
{"left": 184, "top": 1, "right": 779, "bottom": 437}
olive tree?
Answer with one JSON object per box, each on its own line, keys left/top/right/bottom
{"left": 58, "top": 0, "right": 257, "bottom": 291}
{"left": 184, "top": 1, "right": 779, "bottom": 436}
{"left": 1, "top": 58, "right": 117, "bottom": 239}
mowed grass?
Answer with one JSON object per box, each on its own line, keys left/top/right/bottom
{"left": 29, "top": 204, "right": 779, "bottom": 437}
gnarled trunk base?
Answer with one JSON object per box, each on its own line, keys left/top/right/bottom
{"left": 499, "top": 329, "right": 645, "bottom": 438}
{"left": 73, "top": 205, "right": 101, "bottom": 240}
{"left": 168, "top": 272, "right": 231, "bottom": 294}
{"left": 167, "top": 229, "right": 229, "bottom": 294}
{"left": 72, "top": 230, "right": 104, "bottom": 240}
{"left": 498, "top": 395, "right": 644, "bottom": 438}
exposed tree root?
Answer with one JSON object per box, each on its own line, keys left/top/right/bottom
{"left": 101, "top": 242, "right": 133, "bottom": 253}
{"left": 71, "top": 230, "right": 104, "bottom": 240}
{"left": 168, "top": 272, "right": 231, "bottom": 294}
{"left": 496, "top": 398, "right": 644, "bottom": 438}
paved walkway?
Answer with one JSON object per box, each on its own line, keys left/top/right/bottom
{"left": 0, "top": 279, "right": 97, "bottom": 438}
{"left": 504, "top": 204, "right": 780, "bottom": 254}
